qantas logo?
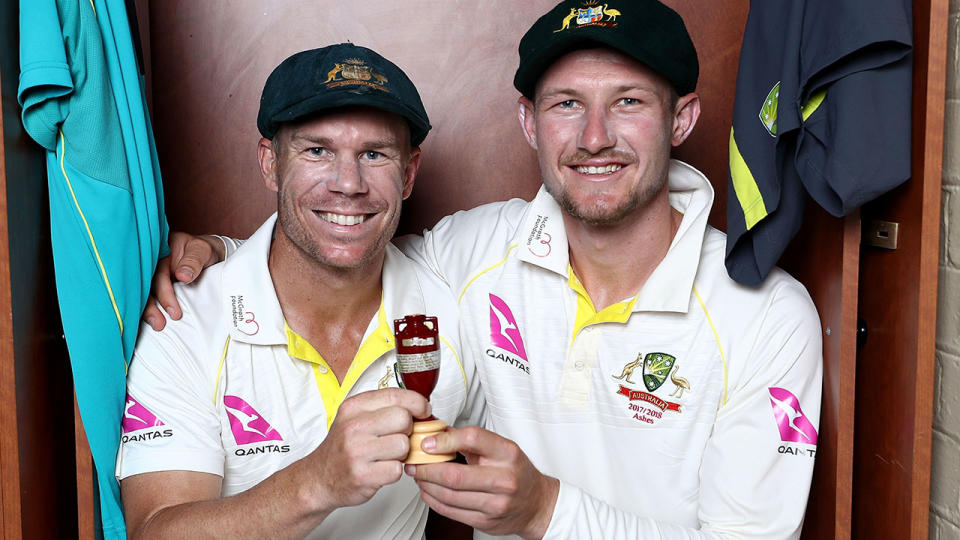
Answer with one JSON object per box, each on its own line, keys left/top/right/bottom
{"left": 224, "top": 395, "right": 283, "bottom": 445}
{"left": 122, "top": 396, "right": 165, "bottom": 433}
{"left": 489, "top": 294, "right": 528, "bottom": 360}
{"left": 768, "top": 387, "right": 818, "bottom": 445}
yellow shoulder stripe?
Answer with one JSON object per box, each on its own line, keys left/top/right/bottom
{"left": 458, "top": 244, "right": 518, "bottom": 305}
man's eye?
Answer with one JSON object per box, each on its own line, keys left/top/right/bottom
{"left": 558, "top": 100, "right": 577, "bottom": 109}
{"left": 363, "top": 151, "right": 384, "bottom": 160}
{"left": 620, "top": 97, "right": 640, "bottom": 105}
{"left": 308, "top": 147, "right": 328, "bottom": 156}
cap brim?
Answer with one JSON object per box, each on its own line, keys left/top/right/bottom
{"left": 268, "top": 92, "right": 431, "bottom": 146}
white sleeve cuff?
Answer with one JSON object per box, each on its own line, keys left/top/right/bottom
{"left": 210, "top": 234, "right": 245, "bottom": 259}
{"left": 541, "top": 480, "right": 579, "bottom": 540}
{"left": 116, "top": 448, "right": 224, "bottom": 481}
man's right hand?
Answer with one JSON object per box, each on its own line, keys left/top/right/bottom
{"left": 300, "top": 388, "right": 432, "bottom": 511}
{"left": 143, "top": 232, "right": 225, "bottom": 331}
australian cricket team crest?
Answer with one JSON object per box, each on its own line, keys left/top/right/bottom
{"left": 323, "top": 58, "right": 390, "bottom": 92}
{"left": 612, "top": 352, "right": 688, "bottom": 424}
{"left": 641, "top": 352, "right": 675, "bottom": 392}
{"left": 555, "top": 1, "right": 621, "bottom": 32}
{"left": 759, "top": 81, "right": 780, "bottom": 137}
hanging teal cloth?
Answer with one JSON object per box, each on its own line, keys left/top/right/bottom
{"left": 18, "top": 0, "right": 170, "bottom": 536}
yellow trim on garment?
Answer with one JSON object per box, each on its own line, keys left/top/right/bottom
{"left": 213, "top": 336, "right": 231, "bottom": 404}
{"left": 692, "top": 286, "right": 728, "bottom": 407}
{"left": 286, "top": 304, "right": 395, "bottom": 429}
{"left": 88, "top": 0, "right": 96, "bottom": 15}
{"left": 458, "top": 244, "right": 518, "bottom": 305}
{"left": 439, "top": 335, "right": 468, "bottom": 394}
{"left": 568, "top": 267, "right": 636, "bottom": 346}
{"left": 801, "top": 89, "right": 827, "bottom": 122}
{"left": 729, "top": 128, "right": 768, "bottom": 231}
{"left": 58, "top": 131, "right": 126, "bottom": 361}
{"left": 728, "top": 89, "right": 825, "bottom": 233}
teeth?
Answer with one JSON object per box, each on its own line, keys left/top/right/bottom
{"left": 576, "top": 164, "right": 622, "bottom": 175}
{"left": 320, "top": 212, "right": 366, "bottom": 226}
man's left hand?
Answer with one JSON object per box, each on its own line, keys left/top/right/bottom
{"left": 404, "top": 426, "right": 559, "bottom": 540}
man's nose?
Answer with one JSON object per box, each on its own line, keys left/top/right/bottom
{"left": 579, "top": 108, "right": 615, "bottom": 154}
{"left": 330, "top": 156, "right": 368, "bottom": 195}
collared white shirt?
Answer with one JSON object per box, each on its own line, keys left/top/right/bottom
{"left": 399, "top": 160, "right": 822, "bottom": 539}
{"left": 117, "top": 213, "right": 484, "bottom": 539}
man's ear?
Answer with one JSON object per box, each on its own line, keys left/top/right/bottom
{"left": 401, "top": 147, "right": 421, "bottom": 200}
{"left": 258, "top": 137, "right": 279, "bottom": 192}
{"left": 518, "top": 97, "right": 538, "bottom": 150}
{"left": 671, "top": 93, "right": 701, "bottom": 147}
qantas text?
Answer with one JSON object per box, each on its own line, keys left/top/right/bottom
{"left": 486, "top": 349, "right": 530, "bottom": 374}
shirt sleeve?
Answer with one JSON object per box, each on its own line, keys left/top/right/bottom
{"left": 544, "top": 281, "right": 822, "bottom": 540}
{"left": 116, "top": 311, "right": 226, "bottom": 480}
{"left": 212, "top": 235, "right": 246, "bottom": 259}
{"left": 18, "top": 0, "right": 74, "bottom": 150}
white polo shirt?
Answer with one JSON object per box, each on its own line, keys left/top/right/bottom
{"left": 399, "top": 160, "right": 822, "bottom": 539}
{"left": 117, "top": 213, "right": 484, "bottom": 539}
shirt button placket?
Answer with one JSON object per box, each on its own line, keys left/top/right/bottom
{"left": 559, "top": 326, "right": 598, "bottom": 408}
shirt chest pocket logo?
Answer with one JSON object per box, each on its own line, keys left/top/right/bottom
{"left": 612, "top": 353, "right": 688, "bottom": 423}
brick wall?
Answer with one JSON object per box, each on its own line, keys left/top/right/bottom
{"left": 933, "top": 1, "right": 960, "bottom": 538}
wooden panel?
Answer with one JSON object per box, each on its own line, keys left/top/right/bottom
{"left": 851, "top": 0, "right": 946, "bottom": 538}
{"left": 75, "top": 398, "right": 95, "bottom": 540}
{"left": 782, "top": 211, "right": 859, "bottom": 540}
{"left": 147, "top": 1, "right": 844, "bottom": 537}
{"left": 3, "top": 93, "right": 81, "bottom": 539}
{"left": 0, "top": 40, "right": 22, "bottom": 540}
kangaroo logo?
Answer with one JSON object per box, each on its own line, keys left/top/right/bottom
{"left": 224, "top": 395, "right": 283, "bottom": 445}
{"left": 489, "top": 294, "right": 528, "bottom": 361}
{"left": 122, "top": 395, "right": 165, "bottom": 433}
{"left": 768, "top": 387, "right": 818, "bottom": 445}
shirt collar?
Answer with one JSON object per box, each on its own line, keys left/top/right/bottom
{"left": 515, "top": 188, "right": 570, "bottom": 275}
{"left": 221, "top": 213, "right": 429, "bottom": 345}
{"left": 513, "top": 159, "right": 714, "bottom": 314}
{"left": 221, "top": 213, "right": 286, "bottom": 344}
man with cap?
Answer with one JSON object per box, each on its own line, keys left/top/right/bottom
{"left": 116, "top": 43, "right": 482, "bottom": 538}
{"left": 148, "top": 1, "right": 822, "bottom": 538}
{"left": 399, "top": 1, "right": 820, "bottom": 537}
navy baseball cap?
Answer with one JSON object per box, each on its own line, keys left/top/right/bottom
{"left": 257, "top": 43, "right": 431, "bottom": 145}
{"left": 514, "top": 0, "right": 699, "bottom": 98}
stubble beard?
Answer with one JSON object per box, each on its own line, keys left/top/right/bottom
{"left": 544, "top": 171, "right": 668, "bottom": 227}
{"left": 275, "top": 182, "right": 394, "bottom": 272}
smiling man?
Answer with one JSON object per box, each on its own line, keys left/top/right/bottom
{"left": 397, "top": 1, "right": 823, "bottom": 538}
{"left": 116, "top": 44, "right": 481, "bottom": 539}
{"left": 146, "top": 2, "right": 823, "bottom": 538}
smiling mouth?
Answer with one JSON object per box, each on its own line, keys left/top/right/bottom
{"left": 574, "top": 164, "right": 623, "bottom": 175}
{"left": 316, "top": 211, "right": 368, "bottom": 226}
